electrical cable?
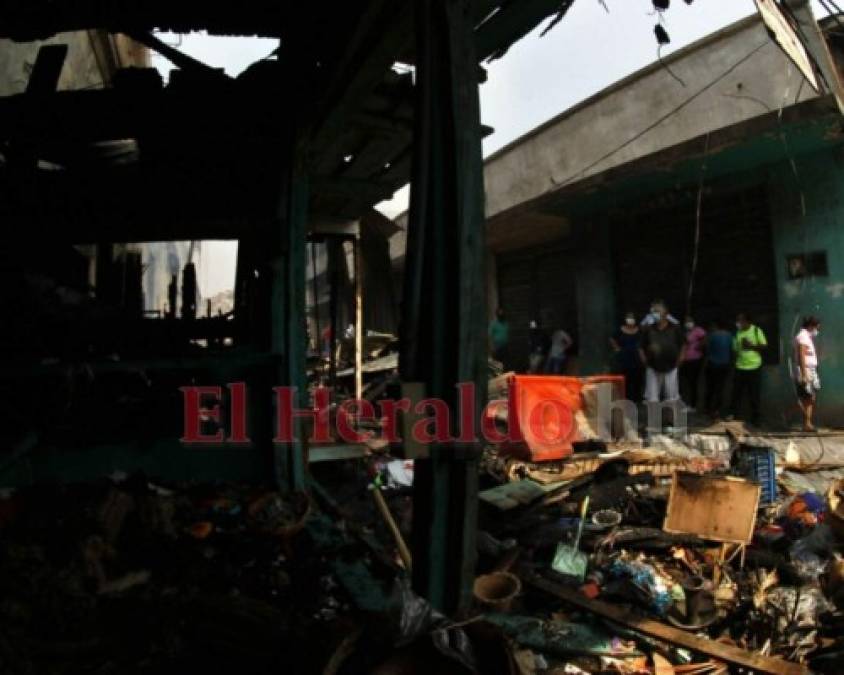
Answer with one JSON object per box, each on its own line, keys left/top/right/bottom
{"left": 657, "top": 44, "right": 686, "bottom": 87}
{"left": 685, "top": 130, "right": 709, "bottom": 317}
{"left": 551, "top": 40, "right": 771, "bottom": 187}
{"left": 824, "top": 0, "right": 844, "bottom": 16}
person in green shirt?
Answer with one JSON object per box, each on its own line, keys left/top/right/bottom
{"left": 727, "top": 312, "right": 767, "bottom": 426}
{"left": 488, "top": 307, "right": 510, "bottom": 368}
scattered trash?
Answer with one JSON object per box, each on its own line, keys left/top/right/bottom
{"left": 475, "top": 418, "right": 844, "bottom": 672}
{"left": 3, "top": 406, "right": 842, "bottom": 673}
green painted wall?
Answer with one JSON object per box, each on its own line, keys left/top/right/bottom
{"left": 551, "top": 121, "right": 844, "bottom": 429}
{"left": 766, "top": 147, "right": 844, "bottom": 428}
{"left": 575, "top": 217, "right": 617, "bottom": 374}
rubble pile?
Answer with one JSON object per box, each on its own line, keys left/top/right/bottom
{"left": 0, "top": 477, "right": 354, "bottom": 674}
{"left": 469, "top": 433, "right": 844, "bottom": 674}
{"left": 3, "top": 429, "right": 844, "bottom": 673}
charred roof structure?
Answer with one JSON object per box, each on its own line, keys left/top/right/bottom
{"left": 0, "top": 0, "right": 578, "bottom": 613}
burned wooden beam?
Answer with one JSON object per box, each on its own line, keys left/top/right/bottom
{"left": 25, "top": 44, "right": 68, "bottom": 94}
{"left": 475, "top": 0, "right": 575, "bottom": 60}
{"left": 124, "top": 30, "right": 230, "bottom": 80}
{"left": 526, "top": 574, "right": 809, "bottom": 675}
{"left": 401, "top": 0, "right": 487, "bottom": 614}
{"left": 309, "top": 0, "right": 413, "bottom": 172}
{"left": 0, "top": 0, "right": 294, "bottom": 40}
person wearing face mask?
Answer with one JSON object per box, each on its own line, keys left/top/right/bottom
{"left": 639, "top": 302, "right": 685, "bottom": 404}
{"left": 610, "top": 311, "right": 644, "bottom": 402}
{"left": 640, "top": 299, "right": 679, "bottom": 327}
{"left": 680, "top": 316, "right": 707, "bottom": 412}
{"left": 794, "top": 315, "right": 821, "bottom": 431}
{"left": 727, "top": 312, "right": 768, "bottom": 427}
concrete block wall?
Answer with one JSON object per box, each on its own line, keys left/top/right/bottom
{"left": 767, "top": 147, "right": 844, "bottom": 428}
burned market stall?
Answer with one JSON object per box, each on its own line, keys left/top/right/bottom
{"left": 0, "top": 1, "right": 590, "bottom": 673}
{"left": 0, "top": 1, "right": 841, "bottom": 674}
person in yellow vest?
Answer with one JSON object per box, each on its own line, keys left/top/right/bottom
{"left": 727, "top": 312, "right": 767, "bottom": 426}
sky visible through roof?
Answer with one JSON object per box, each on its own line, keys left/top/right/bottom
{"left": 153, "top": 0, "right": 831, "bottom": 293}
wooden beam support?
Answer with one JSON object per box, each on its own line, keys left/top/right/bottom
{"left": 124, "top": 30, "right": 230, "bottom": 79}
{"left": 401, "top": 0, "right": 487, "bottom": 614}
{"left": 354, "top": 235, "right": 364, "bottom": 402}
{"left": 25, "top": 44, "right": 68, "bottom": 94}
{"left": 309, "top": 0, "right": 413, "bottom": 172}
{"left": 0, "top": 2, "right": 293, "bottom": 41}
{"left": 269, "top": 140, "right": 309, "bottom": 492}
{"left": 263, "top": 45, "right": 312, "bottom": 492}
{"left": 526, "top": 574, "right": 808, "bottom": 675}
{"left": 475, "top": 0, "right": 573, "bottom": 60}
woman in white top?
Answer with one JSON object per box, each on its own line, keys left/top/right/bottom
{"left": 794, "top": 315, "right": 821, "bottom": 431}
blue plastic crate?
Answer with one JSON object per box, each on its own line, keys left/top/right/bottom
{"left": 732, "top": 445, "right": 777, "bottom": 506}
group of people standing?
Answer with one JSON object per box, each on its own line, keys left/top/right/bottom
{"left": 489, "top": 302, "right": 823, "bottom": 430}
{"left": 611, "top": 302, "right": 765, "bottom": 422}
{"left": 611, "top": 300, "right": 822, "bottom": 430}
{"left": 488, "top": 308, "right": 573, "bottom": 375}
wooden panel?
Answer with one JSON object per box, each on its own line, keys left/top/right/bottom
{"left": 663, "top": 472, "right": 760, "bottom": 544}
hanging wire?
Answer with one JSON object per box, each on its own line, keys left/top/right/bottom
{"left": 657, "top": 44, "right": 687, "bottom": 87}
{"left": 823, "top": 0, "right": 844, "bottom": 16}
{"left": 685, "top": 131, "right": 710, "bottom": 316}
{"left": 552, "top": 40, "right": 770, "bottom": 187}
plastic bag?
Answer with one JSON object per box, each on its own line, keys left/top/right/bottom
{"left": 607, "top": 558, "right": 674, "bottom": 615}
{"left": 764, "top": 586, "right": 832, "bottom": 633}
{"left": 390, "top": 579, "right": 476, "bottom": 670}
{"left": 392, "top": 578, "right": 445, "bottom": 646}
{"left": 790, "top": 523, "right": 837, "bottom": 581}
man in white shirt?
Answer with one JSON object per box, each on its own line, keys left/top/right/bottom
{"left": 794, "top": 315, "right": 821, "bottom": 432}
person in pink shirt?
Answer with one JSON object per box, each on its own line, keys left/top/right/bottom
{"left": 680, "top": 315, "right": 707, "bottom": 412}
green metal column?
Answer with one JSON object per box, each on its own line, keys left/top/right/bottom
{"left": 575, "top": 217, "right": 617, "bottom": 374}
{"left": 401, "top": 0, "right": 487, "bottom": 614}
{"left": 270, "top": 136, "right": 310, "bottom": 492}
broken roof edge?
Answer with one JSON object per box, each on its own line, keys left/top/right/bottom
{"left": 391, "top": 13, "right": 770, "bottom": 227}
{"left": 483, "top": 13, "right": 767, "bottom": 166}
{"left": 486, "top": 93, "right": 843, "bottom": 231}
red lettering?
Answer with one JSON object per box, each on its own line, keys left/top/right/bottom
{"left": 481, "top": 399, "right": 520, "bottom": 444}
{"left": 378, "top": 397, "right": 411, "bottom": 443}
{"left": 412, "top": 398, "right": 452, "bottom": 444}
{"left": 227, "top": 382, "right": 250, "bottom": 443}
{"left": 180, "top": 386, "right": 224, "bottom": 443}
{"left": 274, "top": 386, "right": 332, "bottom": 443}
{"left": 336, "top": 400, "right": 376, "bottom": 443}
{"left": 455, "top": 382, "right": 478, "bottom": 443}
{"left": 528, "top": 398, "right": 573, "bottom": 444}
